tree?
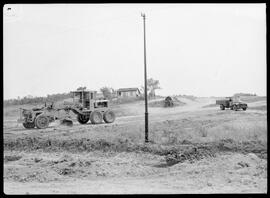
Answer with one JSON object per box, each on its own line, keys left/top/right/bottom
{"left": 77, "top": 86, "right": 87, "bottom": 91}
{"left": 141, "top": 78, "right": 161, "bottom": 98}
{"left": 100, "top": 87, "right": 114, "bottom": 99}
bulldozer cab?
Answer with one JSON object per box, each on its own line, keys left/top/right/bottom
{"left": 71, "top": 90, "right": 97, "bottom": 109}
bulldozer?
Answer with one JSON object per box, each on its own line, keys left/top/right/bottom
{"left": 164, "top": 96, "right": 174, "bottom": 107}
{"left": 17, "top": 90, "right": 116, "bottom": 129}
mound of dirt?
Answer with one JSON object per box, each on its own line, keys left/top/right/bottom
{"left": 4, "top": 162, "right": 63, "bottom": 183}
{"left": 148, "top": 97, "right": 185, "bottom": 108}
{"left": 161, "top": 138, "right": 267, "bottom": 166}
{"left": 4, "top": 155, "right": 22, "bottom": 162}
{"left": 4, "top": 150, "right": 267, "bottom": 194}
{"left": 165, "top": 146, "right": 216, "bottom": 165}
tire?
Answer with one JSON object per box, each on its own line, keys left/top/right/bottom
{"left": 77, "top": 114, "right": 89, "bottom": 124}
{"left": 22, "top": 122, "right": 35, "bottom": 129}
{"left": 242, "top": 107, "right": 247, "bottom": 111}
{"left": 103, "top": 110, "right": 116, "bottom": 123}
{"left": 220, "top": 105, "right": 225, "bottom": 110}
{"left": 90, "top": 111, "right": 103, "bottom": 124}
{"left": 35, "top": 115, "right": 49, "bottom": 129}
{"left": 233, "top": 105, "right": 238, "bottom": 111}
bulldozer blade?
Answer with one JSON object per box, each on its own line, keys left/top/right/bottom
{"left": 60, "top": 119, "right": 73, "bottom": 127}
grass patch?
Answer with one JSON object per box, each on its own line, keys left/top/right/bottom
{"left": 4, "top": 136, "right": 267, "bottom": 160}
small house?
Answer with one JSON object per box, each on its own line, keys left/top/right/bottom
{"left": 116, "top": 88, "right": 141, "bottom": 98}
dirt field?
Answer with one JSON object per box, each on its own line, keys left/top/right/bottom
{"left": 3, "top": 96, "right": 267, "bottom": 194}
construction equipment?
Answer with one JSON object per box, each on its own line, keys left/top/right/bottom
{"left": 17, "top": 89, "right": 116, "bottom": 129}
{"left": 164, "top": 96, "right": 174, "bottom": 107}
{"left": 216, "top": 97, "right": 248, "bottom": 111}
{"left": 17, "top": 102, "right": 73, "bottom": 129}
{"left": 69, "top": 89, "right": 115, "bottom": 125}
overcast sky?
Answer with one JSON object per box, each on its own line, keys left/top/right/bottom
{"left": 3, "top": 4, "right": 266, "bottom": 100}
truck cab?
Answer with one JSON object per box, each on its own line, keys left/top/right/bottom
{"left": 71, "top": 90, "right": 109, "bottom": 111}
{"left": 70, "top": 89, "right": 115, "bottom": 124}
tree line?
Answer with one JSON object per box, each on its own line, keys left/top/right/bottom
{"left": 4, "top": 77, "right": 161, "bottom": 106}
{"left": 4, "top": 93, "right": 72, "bottom": 106}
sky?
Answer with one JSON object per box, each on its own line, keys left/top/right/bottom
{"left": 3, "top": 4, "right": 266, "bottom": 100}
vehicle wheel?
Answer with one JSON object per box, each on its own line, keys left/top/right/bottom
{"left": 233, "top": 105, "right": 238, "bottom": 111}
{"left": 242, "top": 107, "right": 247, "bottom": 111}
{"left": 220, "top": 105, "right": 225, "bottom": 110}
{"left": 35, "top": 115, "right": 49, "bottom": 129}
{"left": 22, "top": 122, "right": 35, "bottom": 129}
{"left": 77, "top": 114, "right": 89, "bottom": 124}
{"left": 103, "top": 110, "right": 116, "bottom": 123}
{"left": 90, "top": 111, "right": 103, "bottom": 124}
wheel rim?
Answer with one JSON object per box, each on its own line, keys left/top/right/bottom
{"left": 94, "top": 113, "right": 102, "bottom": 122}
{"left": 80, "top": 115, "right": 88, "bottom": 122}
{"left": 77, "top": 114, "right": 89, "bottom": 124}
{"left": 104, "top": 111, "right": 115, "bottom": 123}
{"left": 106, "top": 112, "right": 112, "bottom": 120}
{"left": 36, "top": 116, "right": 48, "bottom": 128}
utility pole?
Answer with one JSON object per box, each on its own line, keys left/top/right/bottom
{"left": 141, "top": 13, "right": 149, "bottom": 143}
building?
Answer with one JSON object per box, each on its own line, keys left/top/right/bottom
{"left": 116, "top": 88, "right": 141, "bottom": 98}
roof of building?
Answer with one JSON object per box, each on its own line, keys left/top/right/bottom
{"left": 117, "top": 88, "right": 140, "bottom": 92}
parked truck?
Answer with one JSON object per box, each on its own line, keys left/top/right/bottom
{"left": 216, "top": 97, "right": 248, "bottom": 111}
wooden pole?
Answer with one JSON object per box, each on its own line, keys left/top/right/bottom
{"left": 141, "top": 13, "right": 149, "bottom": 143}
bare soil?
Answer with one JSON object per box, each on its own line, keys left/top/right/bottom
{"left": 3, "top": 96, "right": 267, "bottom": 194}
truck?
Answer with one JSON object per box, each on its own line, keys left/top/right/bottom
{"left": 216, "top": 97, "right": 248, "bottom": 111}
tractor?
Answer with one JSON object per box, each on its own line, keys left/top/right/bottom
{"left": 216, "top": 97, "right": 248, "bottom": 111}
{"left": 17, "top": 89, "right": 116, "bottom": 129}
{"left": 164, "top": 96, "right": 174, "bottom": 107}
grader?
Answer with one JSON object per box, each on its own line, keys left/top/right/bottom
{"left": 17, "top": 90, "right": 116, "bottom": 129}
